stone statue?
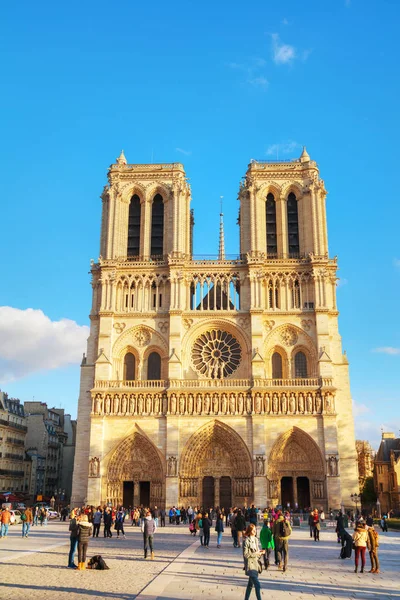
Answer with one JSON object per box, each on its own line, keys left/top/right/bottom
{"left": 167, "top": 456, "right": 177, "bottom": 476}
{"left": 89, "top": 457, "right": 100, "bottom": 478}
{"left": 154, "top": 394, "right": 160, "bottom": 415}
{"left": 289, "top": 393, "right": 296, "bottom": 414}
{"left": 94, "top": 395, "right": 101, "bottom": 414}
{"left": 138, "top": 394, "right": 144, "bottom": 414}
{"left": 264, "top": 393, "right": 270, "bottom": 414}
{"left": 129, "top": 394, "right": 135, "bottom": 414}
{"left": 146, "top": 394, "right": 152, "bottom": 414}
{"left": 213, "top": 394, "right": 219, "bottom": 414}
{"left": 255, "top": 456, "right": 265, "bottom": 475}
{"left": 196, "top": 394, "right": 202, "bottom": 414}
{"left": 105, "top": 395, "right": 111, "bottom": 414}
{"left": 325, "top": 393, "right": 333, "bottom": 414}
{"left": 121, "top": 394, "right": 127, "bottom": 414}
{"left": 254, "top": 393, "right": 262, "bottom": 414}
{"left": 246, "top": 393, "right": 252, "bottom": 414}
{"left": 272, "top": 393, "right": 279, "bottom": 414}
{"left": 221, "top": 393, "right": 227, "bottom": 414}
{"left": 237, "top": 393, "right": 244, "bottom": 414}
{"left": 306, "top": 393, "right": 313, "bottom": 414}
{"left": 229, "top": 394, "right": 236, "bottom": 414}
{"left": 315, "top": 394, "right": 322, "bottom": 414}
{"left": 179, "top": 394, "right": 186, "bottom": 414}
{"left": 187, "top": 394, "right": 194, "bottom": 414}
{"left": 329, "top": 456, "right": 338, "bottom": 476}
{"left": 281, "top": 393, "right": 287, "bottom": 414}
{"left": 170, "top": 393, "right": 177, "bottom": 414}
{"left": 204, "top": 394, "right": 211, "bottom": 414}
{"left": 162, "top": 393, "right": 168, "bottom": 414}
{"left": 113, "top": 395, "right": 120, "bottom": 414}
{"left": 298, "top": 394, "right": 304, "bottom": 414}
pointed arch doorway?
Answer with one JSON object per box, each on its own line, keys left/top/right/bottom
{"left": 179, "top": 420, "right": 253, "bottom": 510}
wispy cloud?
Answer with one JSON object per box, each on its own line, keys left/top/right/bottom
{"left": 266, "top": 140, "right": 301, "bottom": 157}
{"left": 353, "top": 401, "right": 371, "bottom": 418}
{"left": 345, "top": 0, "right": 351, "bottom": 7}
{"left": 227, "top": 58, "right": 268, "bottom": 90}
{"left": 271, "top": 33, "right": 296, "bottom": 65}
{"left": 175, "top": 147, "right": 192, "bottom": 156}
{"left": 373, "top": 347, "right": 400, "bottom": 355}
{"left": 282, "top": 18, "right": 289, "bottom": 26}
{"left": 248, "top": 76, "right": 268, "bottom": 88}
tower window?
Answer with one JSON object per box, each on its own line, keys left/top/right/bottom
{"left": 127, "top": 195, "right": 141, "bottom": 256}
{"left": 151, "top": 194, "right": 164, "bottom": 256}
{"left": 272, "top": 352, "right": 283, "bottom": 379}
{"left": 292, "top": 280, "right": 301, "bottom": 308}
{"left": 294, "top": 351, "right": 307, "bottom": 378}
{"left": 287, "top": 192, "right": 300, "bottom": 257}
{"left": 124, "top": 352, "right": 135, "bottom": 381}
{"left": 266, "top": 193, "right": 277, "bottom": 257}
{"left": 147, "top": 351, "right": 161, "bottom": 380}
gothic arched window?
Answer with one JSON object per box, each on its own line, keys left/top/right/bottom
{"left": 266, "top": 193, "right": 277, "bottom": 257}
{"left": 124, "top": 352, "right": 135, "bottom": 381}
{"left": 151, "top": 194, "right": 164, "bottom": 256}
{"left": 292, "top": 280, "right": 301, "bottom": 308}
{"left": 294, "top": 351, "right": 307, "bottom": 378}
{"left": 127, "top": 194, "right": 141, "bottom": 256}
{"left": 147, "top": 351, "right": 161, "bottom": 380}
{"left": 272, "top": 352, "right": 283, "bottom": 379}
{"left": 287, "top": 192, "right": 300, "bottom": 257}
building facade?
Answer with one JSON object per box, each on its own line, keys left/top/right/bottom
{"left": 0, "top": 391, "right": 30, "bottom": 494}
{"left": 72, "top": 149, "right": 359, "bottom": 511}
{"left": 374, "top": 432, "right": 400, "bottom": 514}
{"left": 356, "top": 440, "right": 375, "bottom": 491}
{"left": 24, "top": 402, "right": 68, "bottom": 499}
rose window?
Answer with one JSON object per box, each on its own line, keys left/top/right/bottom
{"left": 191, "top": 329, "right": 241, "bottom": 378}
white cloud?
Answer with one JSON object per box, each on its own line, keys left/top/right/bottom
{"left": 373, "top": 347, "right": 400, "bottom": 355}
{"left": 175, "top": 147, "right": 192, "bottom": 156}
{"left": 352, "top": 400, "right": 371, "bottom": 417}
{"left": 266, "top": 140, "right": 301, "bottom": 157}
{"left": 248, "top": 76, "right": 268, "bottom": 88}
{"left": 282, "top": 18, "right": 289, "bottom": 26}
{"left": 271, "top": 33, "right": 296, "bottom": 65}
{"left": 0, "top": 307, "right": 89, "bottom": 382}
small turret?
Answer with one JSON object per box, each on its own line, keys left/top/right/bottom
{"left": 300, "top": 146, "right": 310, "bottom": 163}
{"left": 116, "top": 150, "right": 127, "bottom": 165}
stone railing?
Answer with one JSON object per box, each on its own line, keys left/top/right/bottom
{"left": 169, "top": 379, "right": 251, "bottom": 389}
{"left": 253, "top": 378, "right": 333, "bottom": 388}
{"left": 94, "top": 380, "right": 166, "bottom": 389}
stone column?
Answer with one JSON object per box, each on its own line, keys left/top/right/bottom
{"left": 293, "top": 477, "right": 298, "bottom": 509}
{"left": 214, "top": 477, "right": 220, "bottom": 509}
{"left": 133, "top": 479, "right": 140, "bottom": 507}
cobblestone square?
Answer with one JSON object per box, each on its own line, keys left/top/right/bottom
{"left": 0, "top": 522, "right": 399, "bottom": 600}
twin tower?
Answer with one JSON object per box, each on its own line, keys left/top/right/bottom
{"left": 71, "top": 149, "right": 358, "bottom": 512}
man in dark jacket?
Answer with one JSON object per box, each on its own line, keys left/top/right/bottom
{"left": 235, "top": 509, "right": 246, "bottom": 548}
{"left": 141, "top": 510, "right": 157, "bottom": 559}
{"left": 202, "top": 512, "right": 212, "bottom": 548}
{"left": 68, "top": 509, "right": 79, "bottom": 569}
{"left": 103, "top": 507, "right": 113, "bottom": 538}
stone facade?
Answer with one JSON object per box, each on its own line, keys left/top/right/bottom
{"left": 71, "top": 148, "right": 359, "bottom": 511}
{"left": 0, "top": 391, "right": 29, "bottom": 494}
{"left": 374, "top": 432, "right": 400, "bottom": 513}
{"left": 356, "top": 440, "right": 375, "bottom": 490}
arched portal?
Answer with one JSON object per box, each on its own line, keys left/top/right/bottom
{"left": 106, "top": 432, "right": 164, "bottom": 508}
{"left": 267, "top": 427, "right": 326, "bottom": 510}
{"left": 179, "top": 420, "right": 253, "bottom": 510}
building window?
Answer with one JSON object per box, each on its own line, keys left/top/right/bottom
{"left": 151, "top": 194, "right": 164, "bottom": 256}
{"left": 272, "top": 352, "right": 283, "bottom": 379}
{"left": 287, "top": 192, "right": 300, "bottom": 257}
{"left": 266, "top": 193, "right": 277, "bottom": 256}
{"left": 292, "top": 280, "right": 301, "bottom": 308}
{"left": 127, "top": 195, "right": 141, "bottom": 256}
{"left": 123, "top": 352, "right": 135, "bottom": 381}
{"left": 147, "top": 352, "right": 161, "bottom": 380}
{"left": 294, "top": 351, "right": 307, "bottom": 378}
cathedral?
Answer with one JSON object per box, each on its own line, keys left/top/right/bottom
{"left": 71, "top": 148, "right": 359, "bottom": 512}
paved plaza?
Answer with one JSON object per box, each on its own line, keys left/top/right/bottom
{"left": 0, "top": 521, "right": 399, "bottom": 600}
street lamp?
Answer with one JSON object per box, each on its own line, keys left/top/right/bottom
{"left": 350, "top": 493, "right": 361, "bottom": 515}
{"left": 376, "top": 499, "right": 381, "bottom": 518}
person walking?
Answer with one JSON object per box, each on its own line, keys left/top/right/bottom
{"left": 103, "top": 507, "right": 113, "bottom": 538}
{"left": 22, "top": 507, "right": 33, "bottom": 538}
{"left": 0, "top": 506, "right": 11, "bottom": 538}
{"left": 160, "top": 507, "right": 166, "bottom": 527}
{"left": 243, "top": 523, "right": 264, "bottom": 600}
{"left": 77, "top": 514, "right": 92, "bottom": 570}
{"left": 215, "top": 512, "right": 224, "bottom": 548}
{"left": 308, "top": 510, "right": 314, "bottom": 538}
{"left": 231, "top": 510, "right": 238, "bottom": 548}
{"left": 352, "top": 520, "right": 368, "bottom": 573}
{"left": 115, "top": 507, "right": 126, "bottom": 538}
{"left": 313, "top": 509, "right": 321, "bottom": 542}
{"left": 202, "top": 512, "right": 212, "bottom": 548}
{"left": 273, "top": 512, "right": 292, "bottom": 572}
{"left": 92, "top": 507, "right": 102, "bottom": 538}
{"left": 367, "top": 523, "right": 380, "bottom": 573}
{"left": 259, "top": 519, "right": 274, "bottom": 570}
{"left": 68, "top": 509, "right": 79, "bottom": 569}
{"left": 236, "top": 509, "right": 246, "bottom": 549}
{"left": 142, "top": 510, "right": 157, "bottom": 559}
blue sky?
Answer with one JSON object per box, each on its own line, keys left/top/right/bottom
{"left": 1, "top": 0, "right": 399, "bottom": 447}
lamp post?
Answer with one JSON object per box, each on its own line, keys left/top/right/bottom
{"left": 350, "top": 493, "right": 361, "bottom": 516}
{"left": 376, "top": 499, "right": 381, "bottom": 518}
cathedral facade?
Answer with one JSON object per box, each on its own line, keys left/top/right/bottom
{"left": 71, "top": 148, "right": 359, "bottom": 512}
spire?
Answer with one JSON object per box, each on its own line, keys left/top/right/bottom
{"left": 218, "top": 196, "right": 225, "bottom": 260}
{"left": 300, "top": 146, "right": 310, "bottom": 163}
{"left": 116, "top": 150, "right": 127, "bottom": 165}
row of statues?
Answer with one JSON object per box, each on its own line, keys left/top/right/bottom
{"left": 92, "top": 391, "right": 335, "bottom": 416}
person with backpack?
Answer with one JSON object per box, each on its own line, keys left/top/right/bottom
{"left": 235, "top": 509, "right": 246, "bottom": 548}
{"left": 77, "top": 514, "right": 93, "bottom": 570}
{"left": 273, "top": 512, "right": 292, "bottom": 572}
{"left": 243, "top": 523, "right": 265, "bottom": 600}
{"left": 367, "top": 524, "right": 380, "bottom": 573}
{"left": 202, "top": 512, "right": 212, "bottom": 548}
{"left": 141, "top": 509, "right": 157, "bottom": 559}
{"left": 352, "top": 519, "right": 368, "bottom": 573}
{"left": 115, "top": 507, "right": 126, "bottom": 538}
{"left": 21, "top": 507, "right": 33, "bottom": 538}
{"left": 259, "top": 519, "right": 274, "bottom": 570}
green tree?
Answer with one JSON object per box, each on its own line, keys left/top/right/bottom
{"left": 361, "top": 476, "right": 377, "bottom": 505}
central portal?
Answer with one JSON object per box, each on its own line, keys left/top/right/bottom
{"left": 281, "top": 476, "right": 294, "bottom": 508}
{"left": 140, "top": 481, "right": 150, "bottom": 506}
{"left": 123, "top": 481, "right": 134, "bottom": 507}
{"left": 220, "top": 476, "right": 232, "bottom": 511}
{"left": 202, "top": 476, "right": 214, "bottom": 509}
